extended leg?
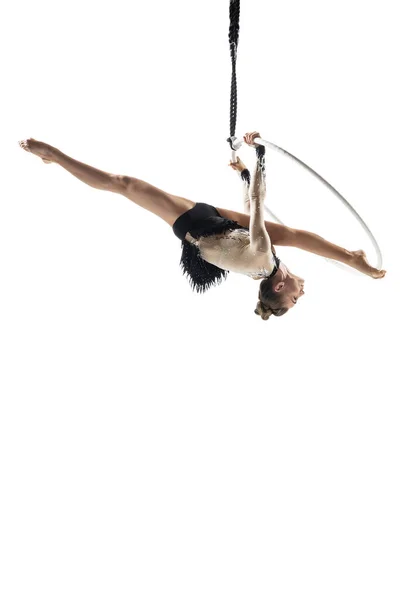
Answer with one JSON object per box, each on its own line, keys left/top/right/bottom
{"left": 288, "top": 228, "right": 353, "bottom": 262}
{"left": 217, "top": 207, "right": 385, "bottom": 278}
{"left": 19, "top": 139, "right": 194, "bottom": 226}
{"left": 287, "top": 228, "right": 385, "bottom": 278}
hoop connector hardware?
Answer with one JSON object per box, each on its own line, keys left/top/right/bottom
{"left": 227, "top": 136, "right": 243, "bottom": 151}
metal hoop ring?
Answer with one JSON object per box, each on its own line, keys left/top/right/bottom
{"left": 233, "top": 138, "right": 383, "bottom": 272}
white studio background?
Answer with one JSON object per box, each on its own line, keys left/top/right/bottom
{"left": 1, "top": 1, "right": 400, "bottom": 599}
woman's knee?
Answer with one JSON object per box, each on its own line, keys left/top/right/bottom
{"left": 109, "top": 174, "right": 132, "bottom": 194}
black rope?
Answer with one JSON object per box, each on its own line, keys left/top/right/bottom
{"left": 227, "top": 0, "right": 241, "bottom": 149}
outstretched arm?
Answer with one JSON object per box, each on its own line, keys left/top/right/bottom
{"left": 248, "top": 144, "right": 271, "bottom": 254}
{"left": 229, "top": 150, "right": 275, "bottom": 255}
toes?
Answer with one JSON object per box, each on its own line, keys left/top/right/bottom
{"left": 19, "top": 139, "right": 31, "bottom": 152}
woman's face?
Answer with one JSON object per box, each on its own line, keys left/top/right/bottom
{"left": 273, "top": 265, "right": 305, "bottom": 310}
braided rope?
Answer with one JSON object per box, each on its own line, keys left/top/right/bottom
{"left": 227, "top": 0, "right": 240, "bottom": 151}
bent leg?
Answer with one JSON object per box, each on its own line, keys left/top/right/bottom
{"left": 20, "top": 139, "right": 195, "bottom": 226}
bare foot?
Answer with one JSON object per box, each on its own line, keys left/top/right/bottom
{"left": 350, "top": 250, "right": 386, "bottom": 279}
{"left": 19, "top": 138, "right": 57, "bottom": 164}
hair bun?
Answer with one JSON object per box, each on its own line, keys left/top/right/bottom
{"left": 254, "top": 300, "right": 273, "bottom": 321}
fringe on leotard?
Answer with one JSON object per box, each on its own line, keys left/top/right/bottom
{"left": 179, "top": 217, "right": 244, "bottom": 294}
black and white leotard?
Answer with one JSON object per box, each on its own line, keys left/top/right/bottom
{"left": 172, "top": 202, "right": 279, "bottom": 293}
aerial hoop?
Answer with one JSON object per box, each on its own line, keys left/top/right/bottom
{"left": 226, "top": 0, "right": 383, "bottom": 273}
{"left": 233, "top": 137, "right": 384, "bottom": 272}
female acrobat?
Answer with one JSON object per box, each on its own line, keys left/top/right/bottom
{"left": 19, "top": 132, "right": 385, "bottom": 321}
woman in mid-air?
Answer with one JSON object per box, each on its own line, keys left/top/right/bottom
{"left": 19, "top": 132, "right": 386, "bottom": 321}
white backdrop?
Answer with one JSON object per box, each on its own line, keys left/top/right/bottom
{"left": 1, "top": 1, "right": 400, "bottom": 599}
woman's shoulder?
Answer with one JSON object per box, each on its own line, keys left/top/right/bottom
{"left": 244, "top": 245, "right": 276, "bottom": 273}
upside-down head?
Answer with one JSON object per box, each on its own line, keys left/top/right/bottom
{"left": 255, "top": 264, "right": 305, "bottom": 321}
